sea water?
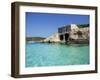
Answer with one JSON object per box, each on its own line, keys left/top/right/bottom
{"left": 26, "top": 43, "right": 89, "bottom": 67}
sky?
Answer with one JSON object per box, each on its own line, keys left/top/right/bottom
{"left": 26, "top": 12, "right": 89, "bottom": 38}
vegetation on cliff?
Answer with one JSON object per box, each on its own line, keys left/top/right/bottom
{"left": 78, "top": 24, "right": 89, "bottom": 28}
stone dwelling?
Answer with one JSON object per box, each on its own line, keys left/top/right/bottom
{"left": 43, "top": 24, "right": 89, "bottom": 44}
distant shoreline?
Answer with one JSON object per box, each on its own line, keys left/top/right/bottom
{"left": 26, "top": 37, "right": 45, "bottom": 42}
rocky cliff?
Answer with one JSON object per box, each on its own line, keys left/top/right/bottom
{"left": 43, "top": 24, "right": 89, "bottom": 44}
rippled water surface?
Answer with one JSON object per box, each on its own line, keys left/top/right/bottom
{"left": 26, "top": 43, "right": 89, "bottom": 67}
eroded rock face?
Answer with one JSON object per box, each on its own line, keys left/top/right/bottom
{"left": 69, "top": 27, "right": 89, "bottom": 44}
{"left": 69, "top": 28, "right": 89, "bottom": 40}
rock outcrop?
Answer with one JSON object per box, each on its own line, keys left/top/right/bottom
{"left": 43, "top": 33, "right": 61, "bottom": 43}
{"left": 43, "top": 24, "right": 89, "bottom": 44}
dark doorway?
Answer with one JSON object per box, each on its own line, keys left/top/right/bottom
{"left": 77, "top": 31, "right": 82, "bottom": 38}
{"left": 65, "top": 33, "right": 69, "bottom": 41}
{"left": 59, "top": 35, "right": 63, "bottom": 40}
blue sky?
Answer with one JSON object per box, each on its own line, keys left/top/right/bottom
{"left": 26, "top": 12, "right": 89, "bottom": 38}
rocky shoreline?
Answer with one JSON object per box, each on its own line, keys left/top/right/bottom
{"left": 42, "top": 24, "right": 89, "bottom": 44}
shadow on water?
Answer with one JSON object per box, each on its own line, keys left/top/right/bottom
{"left": 65, "top": 43, "right": 89, "bottom": 47}
{"left": 26, "top": 41, "right": 89, "bottom": 47}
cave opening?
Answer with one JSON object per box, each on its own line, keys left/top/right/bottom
{"left": 59, "top": 35, "right": 63, "bottom": 41}
{"left": 65, "top": 33, "right": 69, "bottom": 41}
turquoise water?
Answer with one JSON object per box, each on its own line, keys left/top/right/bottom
{"left": 26, "top": 43, "right": 89, "bottom": 67}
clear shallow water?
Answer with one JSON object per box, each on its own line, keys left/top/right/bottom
{"left": 26, "top": 43, "right": 89, "bottom": 67}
